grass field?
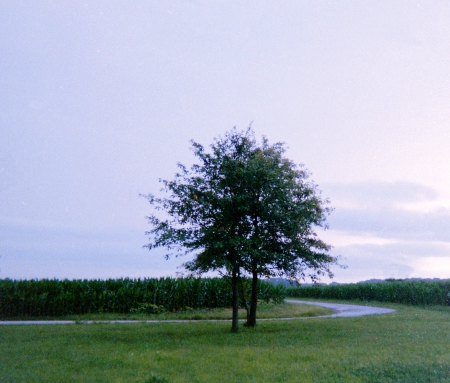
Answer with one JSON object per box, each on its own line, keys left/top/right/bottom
{"left": 1, "top": 301, "right": 331, "bottom": 322}
{"left": 1, "top": 300, "right": 450, "bottom": 382}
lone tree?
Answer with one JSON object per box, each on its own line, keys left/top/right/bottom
{"left": 143, "top": 128, "right": 338, "bottom": 332}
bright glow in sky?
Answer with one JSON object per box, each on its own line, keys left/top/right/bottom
{"left": 1, "top": 1, "right": 450, "bottom": 283}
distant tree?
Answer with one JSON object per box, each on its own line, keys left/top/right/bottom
{"left": 143, "top": 128, "right": 338, "bottom": 332}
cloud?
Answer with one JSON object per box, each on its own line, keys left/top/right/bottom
{"left": 328, "top": 206, "right": 450, "bottom": 241}
{"left": 323, "top": 181, "right": 450, "bottom": 242}
{"left": 0, "top": 218, "right": 191, "bottom": 279}
{"left": 324, "top": 181, "right": 438, "bottom": 208}
{"left": 327, "top": 241, "right": 450, "bottom": 282}
{"left": 317, "top": 181, "right": 450, "bottom": 282}
{"left": 0, "top": 151, "right": 24, "bottom": 193}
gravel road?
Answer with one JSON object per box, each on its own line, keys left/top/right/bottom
{"left": 286, "top": 299, "right": 396, "bottom": 317}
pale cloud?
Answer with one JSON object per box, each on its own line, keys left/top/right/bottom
{"left": 2, "top": 2, "right": 450, "bottom": 281}
{"left": 329, "top": 206, "right": 450, "bottom": 242}
{"left": 324, "top": 182, "right": 450, "bottom": 242}
{"left": 413, "top": 256, "right": 450, "bottom": 278}
{"left": 316, "top": 181, "right": 450, "bottom": 282}
{"left": 0, "top": 218, "right": 190, "bottom": 280}
{"left": 318, "top": 229, "right": 397, "bottom": 247}
{"left": 397, "top": 199, "right": 450, "bottom": 213}
{"left": 325, "top": 241, "right": 450, "bottom": 283}
{"left": 325, "top": 181, "right": 438, "bottom": 209}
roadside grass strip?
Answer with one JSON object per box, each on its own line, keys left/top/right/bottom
{"left": 0, "top": 302, "right": 331, "bottom": 324}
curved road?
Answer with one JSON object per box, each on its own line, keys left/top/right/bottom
{"left": 285, "top": 299, "right": 396, "bottom": 318}
{"left": 0, "top": 301, "right": 395, "bottom": 325}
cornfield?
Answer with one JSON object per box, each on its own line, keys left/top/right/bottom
{"left": 0, "top": 277, "right": 286, "bottom": 318}
{"left": 286, "top": 281, "right": 450, "bottom": 306}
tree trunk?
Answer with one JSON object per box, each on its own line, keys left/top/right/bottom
{"left": 246, "top": 269, "right": 258, "bottom": 327}
{"left": 231, "top": 266, "right": 239, "bottom": 333}
{"left": 238, "top": 272, "right": 250, "bottom": 322}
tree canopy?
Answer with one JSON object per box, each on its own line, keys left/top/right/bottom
{"left": 143, "top": 128, "right": 339, "bottom": 331}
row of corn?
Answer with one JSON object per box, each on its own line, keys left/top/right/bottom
{"left": 286, "top": 280, "right": 450, "bottom": 305}
{"left": 0, "top": 277, "right": 286, "bottom": 318}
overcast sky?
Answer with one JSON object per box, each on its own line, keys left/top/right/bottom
{"left": 2, "top": 1, "right": 450, "bottom": 283}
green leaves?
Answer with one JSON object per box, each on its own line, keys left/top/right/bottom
{"left": 143, "top": 127, "right": 338, "bottom": 330}
{"left": 143, "top": 127, "right": 337, "bottom": 280}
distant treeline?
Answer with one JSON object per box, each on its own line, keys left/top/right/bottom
{"left": 0, "top": 277, "right": 286, "bottom": 318}
{"left": 286, "top": 280, "right": 450, "bottom": 306}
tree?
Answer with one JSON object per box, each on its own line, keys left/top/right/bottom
{"left": 143, "top": 128, "right": 339, "bottom": 332}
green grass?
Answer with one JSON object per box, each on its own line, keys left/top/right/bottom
{"left": 1, "top": 300, "right": 450, "bottom": 382}
{"left": 3, "top": 302, "right": 331, "bottom": 321}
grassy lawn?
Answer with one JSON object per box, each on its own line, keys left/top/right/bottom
{"left": 1, "top": 301, "right": 450, "bottom": 382}
{"left": 62, "top": 301, "right": 332, "bottom": 322}
{"left": 1, "top": 302, "right": 332, "bottom": 322}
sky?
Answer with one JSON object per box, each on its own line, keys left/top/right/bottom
{"left": 1, "top": 1, "right": 450, "bottom": 283}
